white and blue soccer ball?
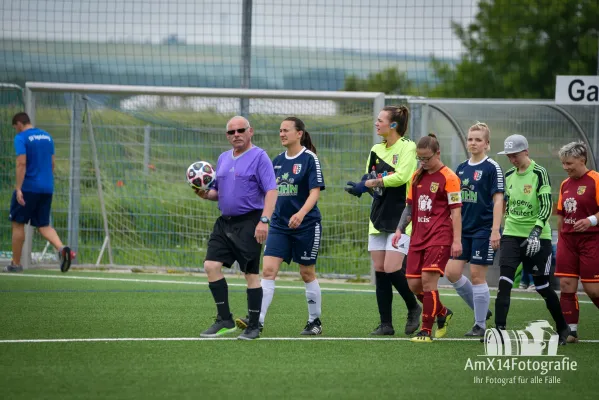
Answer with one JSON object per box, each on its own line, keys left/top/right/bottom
{"left": 186, "top": 161, "right": 216, "bottom": 190}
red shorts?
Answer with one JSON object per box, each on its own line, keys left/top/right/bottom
{"left": 406, "top": 245, "right": 450, "bottom": 278}
{"left": 555, "top": 233, "right": 599, "bottom": 283}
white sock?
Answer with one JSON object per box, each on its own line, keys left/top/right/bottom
{"left": 569, "top": 324, "right": 578, "bottom": 332}
{"left": 259, "top": 278, "right": 275, "bottom": 324}
{"left": 305, "top": 279, "right": 322, "bottom": 322}
{"left": 473, "top": 283, "right": 490, "bottom": 329}
{"left": 452, "top": 275, "right": 474, "bottom": 310}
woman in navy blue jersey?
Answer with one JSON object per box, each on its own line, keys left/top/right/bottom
{"left": 445, "top": 123, "right": 504, "bottom": 336}
{"left": 235, "top": 117, "right": 326, "bottom": 335}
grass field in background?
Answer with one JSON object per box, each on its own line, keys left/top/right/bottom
{"left": 1, "top": 269, "right": 598, "bottom": 399}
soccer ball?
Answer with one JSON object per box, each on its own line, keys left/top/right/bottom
{"left": 186, "top": 161, "right": 216, "bottom": 190}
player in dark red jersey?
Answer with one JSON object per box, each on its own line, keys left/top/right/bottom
{"left": 392, "top": 133, "right": 463, "bottom": 342}
{"left": 555, "top": 142, "right": 599, "bottom": 343}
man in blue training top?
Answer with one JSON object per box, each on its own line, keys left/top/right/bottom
{"left": 5, "top": 112, "right": 75, "bottom": 273}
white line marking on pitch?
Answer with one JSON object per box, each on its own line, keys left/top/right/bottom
{"left": 0, "top": 273, "right": 594, "bottom": 304}
{"left": 2, "top": 337, "right": 596, "bottom": 344}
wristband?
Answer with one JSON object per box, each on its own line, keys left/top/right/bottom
{"left": 587, "top": 215, "right": 598, "bottom": 227}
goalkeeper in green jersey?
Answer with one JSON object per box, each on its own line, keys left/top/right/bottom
{"left": 494, "top": 134, "right": 569, "bottom": 344}
{"left": 344, "top": 106, "right": 421, "bottom": 336}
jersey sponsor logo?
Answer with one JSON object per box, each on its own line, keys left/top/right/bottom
{"left": 563, "top": 197, "right": 577, "bottom": 213}
{"left": 508, "top": 200, "right": 534, "bottom": 217}
{"left": 448, "top": 191, "right": 461, "bottom": 204}
{"left": 292, "top": 164, "right": 302, "bottom": 174}
{"left": 474, "top": 170, "right": 483, "bottom": 181}
{"left": 418, "top": 194, "right": 433, "bottom": 212}
{"left": 523, "top": 184, "right": 533, "bottom": 194}
{"left": 393, "top": 154, "right": 399, "bottom": 164}
{"left": 277, "top": 172, "right": 298, "bottom": 196}
{"left": 461, "top": 177, "right": 476, "bottom": 202}
{"left": 462, "top": 189, "right": 478, "bottom": 203}
{"left": 278, "top": 184, "right": 298, "bottom": 196}
{"left": 430, "top": 182, "right": 439, "bottom": 193}
{"left": 577, "top": 186, "right": 586, "bottom": 195}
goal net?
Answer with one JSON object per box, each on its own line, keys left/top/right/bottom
{"left": 22, "top": 83, "right": 384, "bottom": 277}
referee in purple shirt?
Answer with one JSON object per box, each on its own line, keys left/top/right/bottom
{"left": 195, "top": 116, "right": 278, "bottom": 340}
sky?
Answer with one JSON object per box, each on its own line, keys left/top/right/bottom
{"left": 1, "top": 0, "right": 479, "bottom": 57}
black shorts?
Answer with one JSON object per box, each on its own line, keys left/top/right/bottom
{"left": 9, "top": 191, "right": 53, "bottom": 227}
{"left": 205, "top": 210, "right": 262, "bottom": 274}
{"left": 499, "top": 235, "right": 552, "bottom": 276}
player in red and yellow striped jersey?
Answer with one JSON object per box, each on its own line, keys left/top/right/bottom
{"left": 556, "top": 142, "right": 599, "bottom": 343}
{"left": 392, "top": 133, "right": 463, "bottom": 342}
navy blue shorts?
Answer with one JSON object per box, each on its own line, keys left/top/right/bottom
{"left": 9, "top": 191, "right": 53, "bottom": 228}
{"left": 264, "top": 222, "right": 321, "bottom": 266}
{"left": 453, "top": 236, "right": 495, "bottom": 266}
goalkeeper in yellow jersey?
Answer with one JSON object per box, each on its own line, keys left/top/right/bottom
{"left": 345, "top": 106, "right": 421, "bottom": 335}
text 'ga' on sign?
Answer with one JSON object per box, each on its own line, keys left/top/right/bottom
{"left": 555, "top": 76, "right": 599, "bottom": 105}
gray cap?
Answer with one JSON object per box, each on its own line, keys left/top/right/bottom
{"left": 498, "top": 134, "right": 529, "bottom": 155}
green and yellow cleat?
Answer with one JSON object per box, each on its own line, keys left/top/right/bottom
{"left": 235, "top": 316, "right": 264, "bottom": 332}
{"left": 434, "top": 308, "right": 453, "bottom": 338}
{"left": 410, "top": 330, "right": 433, "bottom": 343}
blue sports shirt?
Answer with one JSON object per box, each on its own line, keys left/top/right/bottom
{"left": 14, "top": 128, "right": 55, "bottom": 193}
{"left": 455, "top": 156, "right": 504, "bottom": 238}
{"left": 271, "top": 147, "right": 325, "bottom": 231}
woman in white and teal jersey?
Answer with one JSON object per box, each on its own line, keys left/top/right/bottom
{"left": 495, "top": 134, "right": 569, "bottom": 345}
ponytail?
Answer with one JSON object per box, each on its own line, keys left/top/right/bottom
{"left": 413, "top": 133, "right": 440, "bottom": 185}
{"left": 300, "top": 131, "right": 317, "bottom": 154}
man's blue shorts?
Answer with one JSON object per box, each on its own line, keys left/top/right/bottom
{"left": 9, "top": 191, "right": 53, "bottom": 227}
{"left": 264, "top": 222, "right": 321, "bottom": 266}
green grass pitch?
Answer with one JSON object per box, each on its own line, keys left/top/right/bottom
{"left": 1, "top": 270, "right": 598, "bottom": 399}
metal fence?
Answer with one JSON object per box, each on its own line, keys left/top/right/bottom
{"left": 1, "top": 84, "right": 598, "bottom": 277}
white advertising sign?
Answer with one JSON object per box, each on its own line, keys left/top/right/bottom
{"left": 555, "top": 76, "right": 599, "bottom": 105}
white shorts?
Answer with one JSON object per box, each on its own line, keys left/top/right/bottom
{"left": 368, "top": 233, "right": 410, "bottom": 255}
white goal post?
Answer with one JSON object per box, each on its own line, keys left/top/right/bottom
{"left": 21, "top": 82, "right": 385, "bottom": 273}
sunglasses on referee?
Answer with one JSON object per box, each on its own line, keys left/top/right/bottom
{"left": 226, "top": 126, "right": 251, "bottom": 135}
